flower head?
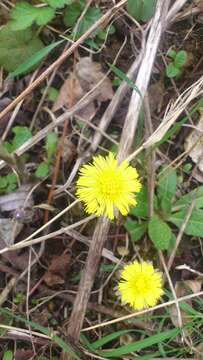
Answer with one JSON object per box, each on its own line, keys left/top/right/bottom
{"left": 118, "top": 261, "right": 164, "bottom": 310}
{"left": 76, "top": 152, "right": 141, "bottom": 219}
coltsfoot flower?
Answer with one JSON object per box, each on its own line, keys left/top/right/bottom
{"left": 118, "top": 261, "right": 164, "bottom": 310}
{"left": 76, "top": 152, "right": 141, "bottom": 220}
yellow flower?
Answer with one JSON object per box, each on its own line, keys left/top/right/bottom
{"left": 118, "top": 261, "right": 164, "bottom": 310}
{"left": 76, "top": 152, "right": 141, "bottom": 220}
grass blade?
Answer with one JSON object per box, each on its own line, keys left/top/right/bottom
{"left": 10, "top": 40, "right": 64, "bottom": 77}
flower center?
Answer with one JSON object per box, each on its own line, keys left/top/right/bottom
{"left": 99, "top": 170, "right": 122, "bottom": 200}
{"left": 134, "top": 274, "right": 151, "bottom": 293}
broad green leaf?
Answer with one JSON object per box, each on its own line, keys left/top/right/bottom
{"left": 63, "top": 1, "right": 85, "bottom": 27}
{"left": 9, "top": 2, "right": 55, "bottom": 30}
{"left": 127, "top": 0, "right": 157, "bottom": 22}
{"left": 12, "top": 126, "right": 32, "bottom": 151}
{"left": 0, "top": 176, "right": 8, "bottom": 189}
{"left": 3, "top": 351, "right": 13, "bottom": 360}
{"left": 6, "top": 173, "right": 17, "bottom": 185}
{"left": 0, "top": 25, "right": 43, "bottom": 72}
{"left": 73, "top": 7, "right": 102, "bottom": 37}
{"left": 157, "top": 166, "right": 177, "bottom": 201}
{"left": 6, "top": 183, "right": 17, "bottom": 193}
{"left": 167, "top": 232, "right": 176, "bottom": 255}
{"left": 35, "top": 162, "right": 49, "bottom": 178}
{"left": 45, "top": 132, "right": 58, "bottom": 162}
{"left": 166, "top": 63, "right": 181, "bottom": 78}
{"left": 45, "top": 0, "right": 73, "bottom": 8}
{"left": 130, "top": 186, "right": 157, "bottom": 218}
{"left": 10, "top": 40, "right": 63, "bottom": 77}
{"left": 97, "top": 328, "right": 180, "bottom": 357}
{"left": 174, "top": 50, "right": 187, "bottom": 68}
{"left": 169, "top": 209, "right": 203, "bottom": 237}
{"left": 148, "top": 214, "right": 172, "bottom": 250}
{"left": 157, "top": 165, "right": 177, "bottom": 214}
{"left": 174, "top": 186, "right": 203, "bottom": 211}
{"left": 130, "top": 187, "right": 148, "bottom": 217}
{"left": 125, "top": 220, "right": 147, "bottom": 242}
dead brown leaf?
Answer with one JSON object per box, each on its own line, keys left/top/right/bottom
{"left": 48, "top": 253, "right": 71, "bottom": 274}
{"left": 195, "top": 0, "right": 203, "bottom": 10}
{"left": 184, "top": 108, "right": 203, "bottom": 172}
{"left": 169, "top": 279, "right": 202, "bottom": 331}
{"left": 44, "top": 272, "right": 65, "bottom": 287}
{"left": 148, "top": 79, "right": 165, "bottom": 113}
{"left": 52, "top": 57, "right": 113, "bottom": 119}
{"left": 43, "top": 253, "right": 71, "bottom": 287}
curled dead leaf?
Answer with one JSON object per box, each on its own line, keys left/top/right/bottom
{"left": 117, "top": 246, "right": 129, "bottom": 256}
{"left": 43, "top": 253, "right": 71, "bottom": 287}
{"left": 52, "top": 57, "right": 113, "bottom": 120}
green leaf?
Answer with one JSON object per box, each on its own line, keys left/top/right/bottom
{"left": 89, "top": 330, "right": 136, "bottom": 350}
{"left": 6, "top": 183, "right": 17, "bottom": 193}
{"left": 157, "top": 165, "right": 177, "bottom": 214}
{"left": 129, "top": 186, "right": 157, "bottom": 218}
{"left": 169, "top": 209, "right": 203, "bottom": 237}
{"left": 148, "top": 214, "right": 172, "bottom": 250}
{"left": 9, "top": 2, "right": 55, "bottom": 30}
{"left": 47, "top": 87, "right": 59, "bottom": 101}
{"left": 45, "top": 0, "right": 73, "bottom": 8}
{"left": 157, "top": 166, "right": 177, "bottom": 201}
{"left": 0, "top": 25, "right": 43, "bottom": 72}
{"left": 174, "top": 50, "right": 187, "bottom": 68}
{"left": 3, "top": 351, "right": 13, "bottom": 360}
{"left": 12, "top": 126, "right": 32, "bottom": 151}
{"left": 130, "top": 187, "right": 148, "bottom": 217}
{"left": 73, "top": 7, "right": 102, "bottom": 37}
{"left": 166, "top": 63, "right": 181, "bottom": 78}
{"left": 97, "top": 328, "right": 180, "bottom": 357}
{"left": 35, "top": 162, "right": 49, "bottom": 178}
{"left": 63, "top": 1, "right": 85, "bottom": 27}
{"left": 174, "top": 186, "right": 203, "bottom": 211}
{"left": 127, "top": 0, "right": 157, "bottom": 22}
{"left": 6, "top": 173, "right": 17, "bottom": 186}
{"left": 108, "top": 63, "right": 143, "bottom": 98}
{"left": 0, "top": 176, "right": 8, "bottom": 189}
{"left": 45, "top": 132, "right": 58, "bottom": 162}
{"left": 10, "top": 40, "right": 63, "bottom": 77}
{"left": 166, "top": 49, "right": 177, "bottom": 59}
{"left": 97, "top": 24, "right": 116, "bottom": 40}
{"left": 125, "top": 220, "right": 147, "bottom": 242}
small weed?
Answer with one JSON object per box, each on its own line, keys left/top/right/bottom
{"left": 166, "top": 48, "right": 187, "bottom": 78}
{"left": 35, "top": 132, "right": 58, "bottom": 178}
{"left": 2, "top": 351, "right": 13, "bottom": 360}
